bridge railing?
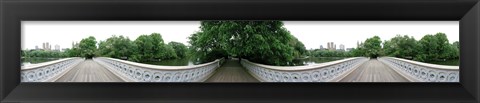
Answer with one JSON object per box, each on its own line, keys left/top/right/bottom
{"left": 93, "top": 57, "right": 225, "bottom": 82}
{"left": 21, "top": 57, "right": 84, "bottom": 82}
{"left": 378, "top": 57, "right": 459, "bottom": 82}
{"left": 241, "top": 57, "right": 369, "bottom": 82}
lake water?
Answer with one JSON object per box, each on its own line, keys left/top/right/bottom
{"left": 142, "top": 58, "right": 200, "bottom": 66}
{"left": 427, "top": 59, "right": 459, "bottom": 66}
{"left": 289, "top": 57, "right": 348, "bottom": 66}
{"left": 21, "top": 57, "right": 62, "bottom": 66}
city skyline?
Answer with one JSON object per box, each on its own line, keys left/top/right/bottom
{"left": 22, "top": 21, "right": 459, "bottom": 50}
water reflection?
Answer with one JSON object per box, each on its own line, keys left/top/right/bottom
{"left": 143, "top": 58, "right": 201, "bottom": 66}
{"left": 21, "top": 57, "right": 62, "bottom": 66}
{"left": 290, "top": 57, "right": 348, "bottom": 66}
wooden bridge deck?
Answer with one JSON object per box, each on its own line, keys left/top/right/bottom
{"left": 55, "top": 59, "right": 124, "bottom": 82}
{"left": 339, "top": 58, "right": 409, "bottom": 82}
{"left": 205, "top": 59, "right": 259, "bottom": 82}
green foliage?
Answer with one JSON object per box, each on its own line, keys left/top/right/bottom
{"left": 414, "top": 33, "right": 458, "bottom": 62}
{"left": 310, "top": 49, "right": 352, "bottom": 57}
{"left": 383, "top": 35, "right": 418, "bottom": 59}
{"left": 188, "top": 21, "right": 299, "bottom": 66}
{"left": 97, "top": 35, "right": 135, "bottom": 59}
{"left": 21, "top": 50, "right": 68, "bottom": 58}
{"left": 78, "top": 36, "right": 97, "bottom": 59}
{"left": 130, "top": 33, "right": 178, "bottom": 62}
{"left": 163, "top": 45, "right": 178, "bottom": 59}
{"left": 452, "top": 41, "right": 459, "bottom": 50}
{"left": 363, "top": 36, "right": 382, "bottom": 58}
{"left": 168, "top": 41, "right": 188, "bottom": 58}
{"left": 65, "top": 43, "right": 81, "bottom": 57}
{"left": 352, "top": 33, "right": 458, "bottom": 63}
{"left": 290, "top": 36, "right": 307, "bottom": 58}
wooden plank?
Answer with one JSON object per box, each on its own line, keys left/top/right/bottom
{"left": 55, "top": 59, "right": 124, "bottom": 82}
{"left": 205, "top": 59, "right": 259, "bottom": 82}
{"left": 339, "top": 58, "right": 409, "bottom": 82}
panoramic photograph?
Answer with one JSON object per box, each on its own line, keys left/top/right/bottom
{"left": 21, "top": 21, "right": 459, "bottom": 82}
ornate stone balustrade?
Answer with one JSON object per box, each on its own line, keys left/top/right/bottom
{"left": 378, "top": 57, "right": 459, "bottom": 82}
{"left": 241, "top": 57, "right": 369, "bottom": 82}
{"left": 21, "top": 57, "right": 84, "bottom": 82}
{"left": 93, "top": 57, "right": 225, "bottom": 82}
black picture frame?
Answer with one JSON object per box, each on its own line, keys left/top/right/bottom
{"left": 1, "top": 0, "right": 479, "bottom": 103}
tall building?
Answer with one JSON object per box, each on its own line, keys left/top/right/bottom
{"left": 35, "top": 45, "right": 39, "bottom": 50}
{"left": 42, "top": 42, "right": 51, "bottom": 50}
{"left": 339, "top": 44, "right": 345, "bottom": 51}
{"left": 320, "top": 45, "right": 324, "bottom": 50}
{"left": 55, "top": 45, "right": 60, "bottom": 51}
{"left": 327, "top": 42, "right": 336, "bottom": 51}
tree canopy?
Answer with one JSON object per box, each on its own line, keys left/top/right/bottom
{"left": 363, "top": 36, "right": 382, "bottom": 58}
{"left": 352, "top": 33, "right": 458, "bottom": 63}
{"left": 129, "top": 33, "right": 178, "bottom": 62}
{"left": 78, "top": 36, "right": 97, "bottom": 59}
{"left": 188, "top": 21, "right": 305, "bottom": 66}
{"left": 168, "top": 41, "right": 188, "bottom": 58}
{"left": 97, "top": 35, "right": 135, "bottom": 59}
{"left": 414, "top": 33, "right": 458, "bottom": 62}
{"left": 383, "top": 35, "right": 418, "bottom": 59}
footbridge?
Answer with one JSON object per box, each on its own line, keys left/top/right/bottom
{"left": 21, "top": 56, "right": 459, "bottom": 82}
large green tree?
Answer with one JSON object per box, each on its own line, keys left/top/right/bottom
{"left": 415, "top": 33, "right": 452, "bottom": 62}
{"left": 363, "top": 36, "right": 382, "bottom": 58}
{"left": 130, "top": 33, "right": 177, "bottom": 62}
{"left": 78, "top": 36, "right": 97, "bottom": 59}
{"left": 383, "top": 35, "right": 419, "bottom": 59}
{"left": 188, "top": 21, "right": 298, "bottom": 66}
{"left": 97, "top": 35, "right": 135, "bottom": 59}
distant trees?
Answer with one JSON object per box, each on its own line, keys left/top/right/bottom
{"left": 310, "top": 50, "right": 352, "bottom": 57}
{"left": 352, "top": 33, "right": 459, "bottom": 63}
{"left": 65, "top": 44, "right": 81, "bottom": 57}
{"left": 168, "top": 41, "right": 188, "bottom": 58}
{"left": 21, "top": 50, "right": 68, "bottom": 58}
{"left": 188, "top": 21, "right": 306, "bottom": 66}
{"left": 94, "top": 33, "right": 187, "bottom": 63}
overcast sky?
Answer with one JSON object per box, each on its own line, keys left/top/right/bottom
{"left": 22, "top": 21, "right": 459, "bottom": 50}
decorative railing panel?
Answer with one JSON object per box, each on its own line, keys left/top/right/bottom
{"left": 21, "top": 57, "right": 84, "bottom": 82}
{"left": 241, "top": 57, "right": 369, "bottom": 82}
{"left": 93, "top": 57, "right": 224, "bottom": 82}
{"left": 378, "top": 57, "right": 459, "bottom": 82}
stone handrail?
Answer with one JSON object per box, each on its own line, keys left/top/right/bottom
{"left": 378, "top": 57, "right": 459, "bottom": 82}
{"left": 241, "top": 57, "right": 369, "bottom": 82}
{"left": 21, "top": 57, "right": 84, "bottom": 82}
{"left": 93, "top": 57, "right": 225, "bottom": 82}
